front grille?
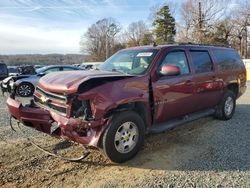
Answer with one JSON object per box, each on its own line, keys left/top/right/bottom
{"left": 34, "top": 94, "right": 67, "bottom": 115}
{"left": 36, "top": 86, "right": 67, "bottom": 103}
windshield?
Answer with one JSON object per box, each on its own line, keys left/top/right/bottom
{"left": 99, "top": 49, "right": 158, "bottom": 75}
{"left": 36, "top": 66, "right": 48, "bottom": 74}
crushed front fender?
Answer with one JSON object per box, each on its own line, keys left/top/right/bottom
{"left": 6, "top": 97, "right": 109, "bottom": 147}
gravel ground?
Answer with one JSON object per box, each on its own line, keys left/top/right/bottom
{"left": 0, "top": 83, "right": 249, "bottom": 187}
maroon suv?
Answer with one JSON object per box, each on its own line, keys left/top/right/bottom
{"left": 7, "top": 44, "right": 247, "bottom": 163}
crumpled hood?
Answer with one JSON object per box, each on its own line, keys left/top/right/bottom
{"left": 37, "top": 70, "right": 133, "bottom": 94}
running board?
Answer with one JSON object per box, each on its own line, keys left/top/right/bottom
{"left": 148, "top": 108, "right": 215, "bottom": 134}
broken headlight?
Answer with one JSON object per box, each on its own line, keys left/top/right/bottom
{"left": 71, "top": 98, "right": 93, "bottom": 120}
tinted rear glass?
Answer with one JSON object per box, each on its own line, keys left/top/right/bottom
{"left": 213, "top": 49, "right": 242, "bottom": 70}
{"left": 190, "top": 51, "right": 213, "bottom": 73}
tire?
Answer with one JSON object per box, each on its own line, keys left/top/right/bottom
{"left": 214, "top": 90, "right": 236, "bottom": 120}
{"left": 16, "top": 82, "right": 34, "bottom": 97}
{"left": 102, "top": 111, "right": 145, "bottom": 163}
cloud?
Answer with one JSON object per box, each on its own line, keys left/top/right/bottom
{"left": 23, "top": 6, "right": 42, "bottom": 12}
{"left": 0, "top": 22, "right": 83, "bottom": 54}
{"left": 0, "top": 0, "right": 165, "bottom": 54}
{"left": 0, "top": 0, "right": 128, "bottom": 54}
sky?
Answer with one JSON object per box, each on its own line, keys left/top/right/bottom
{"left": 0, "top": 0, "right": 240, "bottom": 55}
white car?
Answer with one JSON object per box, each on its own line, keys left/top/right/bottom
{"left": 8, "top": 65, "right": 82, "bottom": 97}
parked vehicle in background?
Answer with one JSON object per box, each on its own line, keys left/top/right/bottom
{"left": 72, "top": 63, "right": 80, "bottom": 67}
{"left": 1, "top": 65, "right": 38, "bottom": 95}
{"left": 0, "top": 63, "right": 8, "bottom": 81}
{"left": 13, "top": 65, "right": 81, "bottom": 97}
{"left": 7, "top": 44, "right": 247, "bottom": 163}
{"left": 34, "top": 65, "right": 45, "bottom": 69}
{"left": 17, "top": 65, "right": 36, "bottom": 75}
{"left": 80, "top": 62, "right": 103, "bottom": 70}
{"left": 1, "top": 66, "right": 19, "bottom": 95}
{"left": 7, "top": 66, "right": 18, "bottom": 76}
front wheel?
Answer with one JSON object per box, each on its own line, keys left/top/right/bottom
{"left": 16, "top": 83, "right": 34, "bottom": 97}
{"left": 215, "top": 90, "right": 236, "bottom": 120}
{"left": 102, "top": 111, "right": 145, "bottom": 163}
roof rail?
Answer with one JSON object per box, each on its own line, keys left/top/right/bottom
{"left": 157, "top": 42, "right": 230, "bottom": 48}
{"left": 177, "top": 42, "right": 230, "bottom": 48}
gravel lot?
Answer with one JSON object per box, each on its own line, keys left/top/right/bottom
{"left": 0, "top": 83, "right": 249, "bottom": 187}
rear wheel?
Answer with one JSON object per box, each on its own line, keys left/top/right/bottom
{"left": 102, "top": 111, "right": 145, "bottom": 163}
{"left": 17, "top": 83, "right": 34, "bottom": 97}
{"left": 215, "top": 90, "right": 236, "bottom": 120}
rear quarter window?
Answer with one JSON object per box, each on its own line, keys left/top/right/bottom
{"left": 213, "top": 49, "right": 242, "bottom": 70}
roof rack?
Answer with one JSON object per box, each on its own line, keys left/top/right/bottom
{"left": 155, "top": 42, "right": 230, "bottom": 48}
{"left": 177, "top": 42, "right": 230, "bottom": 48}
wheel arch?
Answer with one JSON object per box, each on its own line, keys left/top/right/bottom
{"left": 16, "top": 79, "right": 34, "bottom": 87}
{"left": 226, "top": 82, "right": 239, "bottom": 97}
{"left": 104, "top": 101, "right": 150, "bottom": 128}
{"left": 16, "top": 81, "right": 35, "bottom": 96}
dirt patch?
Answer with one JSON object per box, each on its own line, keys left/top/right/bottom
{"left": 0, "top": 84, "right": 250, "bottom": 187}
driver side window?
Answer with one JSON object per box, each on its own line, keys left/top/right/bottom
{"left": 160, "top": 51, "right": 190, "bottom": 75}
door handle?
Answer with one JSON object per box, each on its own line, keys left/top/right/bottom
{"left": 185, "top": 80, "right": 194, "bottom": 86}
{"left": 212, "top": 76, "right": 220, "bottom": 82}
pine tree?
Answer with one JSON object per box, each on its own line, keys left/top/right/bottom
{"left": 152, "top": 5, "right": 176, "bottom": 44}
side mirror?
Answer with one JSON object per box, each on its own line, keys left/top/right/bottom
{"left": 159, "top": 64, "right": 181, "bottom": 76}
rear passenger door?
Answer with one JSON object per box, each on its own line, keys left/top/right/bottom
{"left": 189, "top": 49, "right": 221, "bottom": 110}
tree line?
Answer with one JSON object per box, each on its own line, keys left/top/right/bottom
{"left": 0, "top": 54, "right": 86, "bottom": 66}
{"left": 81, "top": 0, "right": 250, "bottom": 61}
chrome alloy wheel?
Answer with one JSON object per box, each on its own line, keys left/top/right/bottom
{"left": 18, "top": 84, "right": 32, "bottom": 97}
{"left": 114, "top": 122, "right": 139, "bottom": 154}
{"left": 224, "top": 96, "right": 234, "bottom": 116}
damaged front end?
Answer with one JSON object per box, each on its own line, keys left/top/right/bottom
{"left": 6, "top": 88, "right": 110, "bottom": 147}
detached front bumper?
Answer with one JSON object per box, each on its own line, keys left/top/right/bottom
{"left": 7, "top": 97, "right": 109, "bottom": 147}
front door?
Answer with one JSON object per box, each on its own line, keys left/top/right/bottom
{"left": 152, "top": 49, "right": 197, "bottom": 123}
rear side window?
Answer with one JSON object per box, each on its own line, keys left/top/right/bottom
{"left": 190, "top": 51, "right": 213, "bottom": 73}
{"left": 213, "top": 49, "right": 242, "bottom": 70}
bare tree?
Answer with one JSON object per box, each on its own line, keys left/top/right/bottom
{"left": 125, "top": 21, "right": 152, "bottom": 47}
{"left": 80, "top": 18, "right": 121, "bottom": 61}
{"left": 229, "top": 1, "right": 250, "bottom": 57}
{"left": 177, "top": 0, "right": 231, "bottom": 43}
